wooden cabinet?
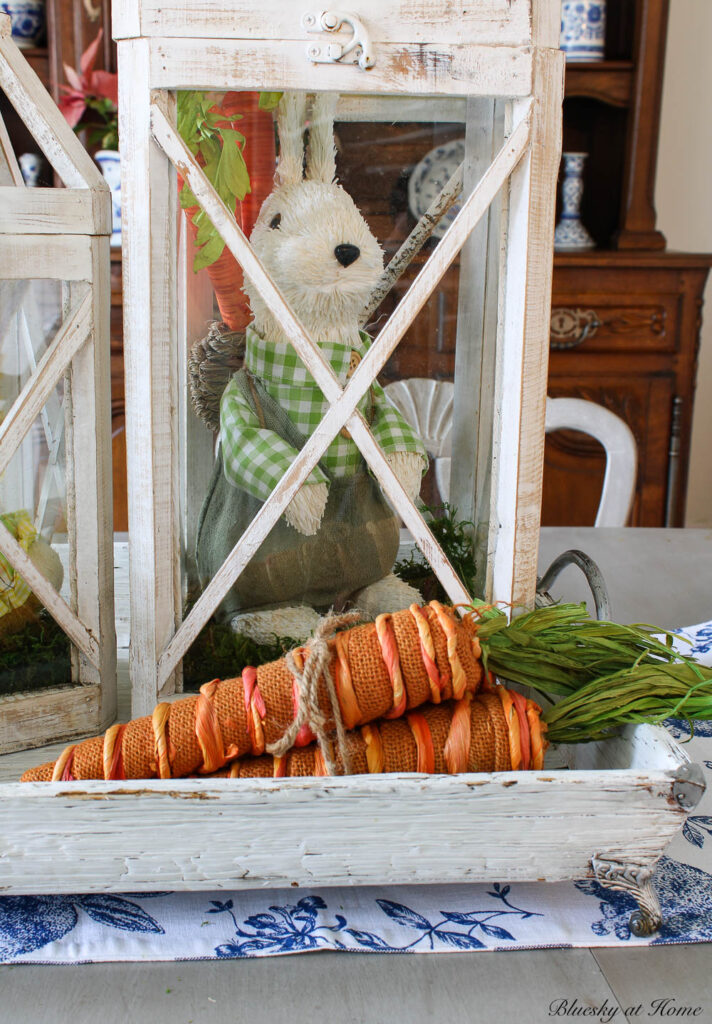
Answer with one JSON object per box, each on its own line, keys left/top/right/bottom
{"left": 542, "top": 0, "right": 711, "bottom": 526}
{"left": 546, "top": 253, "right": 710, "bottom": 527}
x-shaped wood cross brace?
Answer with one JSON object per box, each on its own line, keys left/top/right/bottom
{"left": 150, "top": 97, "right": 532, "bottom": 687}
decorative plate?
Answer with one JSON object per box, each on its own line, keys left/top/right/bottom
{"left": 407, "top": 139, "right": 465, "bottom": 240}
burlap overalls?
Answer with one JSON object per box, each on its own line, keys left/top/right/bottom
{"left": 196, "top": 368, "right": 400, "bottom": 619}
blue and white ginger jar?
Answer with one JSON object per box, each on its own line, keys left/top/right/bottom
{"left": 95, "top": 150, "right": 121, "bottom": 248}
{"left": 0, "top": 0, "right": 45, "bottom": 49}
{"left": 560, "top": 1, "right": 606, "bottom": 62}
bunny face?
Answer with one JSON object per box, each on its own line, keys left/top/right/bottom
{"left": 246, "top": 180, "right": 383, "bottom": 340}
{"left": 242, "top": 92, "right": 384, "bottom": 345}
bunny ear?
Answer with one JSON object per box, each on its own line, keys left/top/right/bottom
{"left": 275, "top": 92, "right": 308, "bottom": 186}
{"left": 305, "top": 93, "right": 338, "bottom": 184}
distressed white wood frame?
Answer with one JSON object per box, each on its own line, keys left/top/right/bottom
{"left": 0, "top": 17, "right": 116, "bottom": 753}
{"left": 0, "top": 725, "right": 698, "bottom": 894}
{"left": 117, "top": 4, "right": 565, "bottom": 714}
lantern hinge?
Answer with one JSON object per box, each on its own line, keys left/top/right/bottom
{"left": 302, "top": 10, "right": 375, "bottom": 70}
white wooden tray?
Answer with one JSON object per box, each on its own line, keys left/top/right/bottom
{"left": 0, "top": 724, "right": 703, "bottom": 937}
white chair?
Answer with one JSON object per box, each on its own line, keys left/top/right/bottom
{"left": 383, "top": 378, "right": 455, "bottom": 505}
{"left": 384, "top": 380, "right": 637, "bottom": 527}
{"left": 543, "top": 396, "right": 637, "bottom": 527}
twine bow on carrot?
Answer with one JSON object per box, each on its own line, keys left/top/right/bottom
{"left": 266, "top": 611, "right": 361, "bottom": 776}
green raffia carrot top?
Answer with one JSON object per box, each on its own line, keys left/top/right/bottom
{"left": 467, "top": 599, "right": 712, "bottom": 743}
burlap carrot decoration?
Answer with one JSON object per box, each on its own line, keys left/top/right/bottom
{"left": 204, "top": 690, "right": 546, "bottom": 780}
{"left": 21, "top": 602, "right": 485, "bottom": 783}
{"left": 22, "top": 690, "right": 546, "bottom": 783}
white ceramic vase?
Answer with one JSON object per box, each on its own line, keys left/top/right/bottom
{"left": 560, "top": 0, "right": 606, "bottom": 62}
{"left": 554, "top": 152, "right": 595, "bottom": 251}
{"left": 95, "top": 149, "right": 121, "bottom": 248}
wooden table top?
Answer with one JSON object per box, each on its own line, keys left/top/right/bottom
{"left": 538, "top": 527, "right": 712, "bottom": 628}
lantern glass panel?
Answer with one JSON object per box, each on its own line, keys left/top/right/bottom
{"left": 0, "top": 279, "right": 72, "bottom": 700}
{"left": 177, "top": 90, "right": 505, "bottom": 686}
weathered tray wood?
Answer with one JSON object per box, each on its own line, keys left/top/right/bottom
{"left": 0, "top": 728, "right": 702, "bottom": 904}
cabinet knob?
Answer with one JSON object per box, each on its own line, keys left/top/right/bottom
{"left": 550, "top": 307, "right": 601, "bottom": 349}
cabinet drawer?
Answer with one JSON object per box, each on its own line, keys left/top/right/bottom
{"left": 549, "top": 295, "right": 678, "bottom": 355}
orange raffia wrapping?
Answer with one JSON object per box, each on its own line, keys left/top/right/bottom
{"left": 510, "top": 689, "right": 531, "bottom": 772}
{"left": 21, "top": 604, "right": 549, "bottom": 784}
{"left": 375, "top": 613, "right": 407, "bottom": 719}
{"left": 406, "top": 712, "right": 435, "bottom": 774}
{"left": 333, "top": 631, "right": 362, "bottom": 729}
{"left": 495, "top": 686, "right": 522, "bottom": 772}
{"left": 361, "top": 724, "right": 385, "bottom": 774}
{"left": 409, "top": 603, "right": 442, "bottom": 703}
{"left": 429, "top": 601, "right": 468, "bottom": 700}
{"left": 199, "top": 693, "right": 528, "bottom": 780}
{"left": 102, "top": 724, "right": 127, "bottom": 781}
{"left": 442, "top": 694, "right": 472, "bottom": 774}
{"left": 527, "top": 699, "right": 547, "bottom": 771}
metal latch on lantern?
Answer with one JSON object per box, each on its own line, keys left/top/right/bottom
{"left": 302, "top": 11, "right": 375, "bottom": 70}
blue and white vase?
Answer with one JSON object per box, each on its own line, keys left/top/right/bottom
{"left": 18, "top": 152, "right": 42, "bottom": 187}
{"left": 0, "top": 0, "right": 45, "bottom": 49}
{"left": 554, "top": 152, "right": 595, "bottom": 251}
{"left": 94, "top": 150, "right": 121, "bottom": 248}
{"left": 560, "top": 1, "right": 606, "bottom": 62}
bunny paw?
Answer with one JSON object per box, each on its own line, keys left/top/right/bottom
{"left": 386, "top": 451, "right": 426, "bottom": 502}
{"left": 351, "top": 573, "right": 422, "bottom": 619}
{"left": 284, "top": 481, "right": 328, "bottom": 536}
{"left": 231, "top": 606, "right": 321, "bottom": 646}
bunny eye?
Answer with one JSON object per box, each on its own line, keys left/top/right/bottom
{"left": 269, "top": 213, "right": 282, "bottom": 229}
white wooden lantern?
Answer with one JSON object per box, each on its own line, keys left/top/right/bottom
{"left": 0, "top": 4, "right": 703, "bottom": 941}
{"left": 114, "top": 2, "right": 566, "bottom": 715}
{"left": 0, "top": 17, "right": 116, "bottom": 754}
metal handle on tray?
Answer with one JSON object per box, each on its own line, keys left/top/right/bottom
{"left": 536, "top": 548, "right": 611, "bottom": 621}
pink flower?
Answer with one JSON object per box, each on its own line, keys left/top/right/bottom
{"left": 58, "top": 29, "right": 118, "bottom": 128}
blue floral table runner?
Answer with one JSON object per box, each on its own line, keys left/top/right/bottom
{"left": 3, "top": 621, "right": 712, "bottom": 963}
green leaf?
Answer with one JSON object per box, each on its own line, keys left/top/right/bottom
{"left": 177, "top": 91, "right": 205, "bottom": 146}
{"left": 214, "top": 131, "right": 251, "bottom": 201}
{"left": 199, "top": 135, "right": 221, "bottom": 172}
{"left": 259, "top": 92, "right": 283, "bottom": 111}
{"left": 193, "top": 232, "right": 225, "bottom": 271}
{"left": 179, "top": 185, "right": 198, "bottom": 210}
{"left": 195, "top": 211, "right": 215, "bottom": 246}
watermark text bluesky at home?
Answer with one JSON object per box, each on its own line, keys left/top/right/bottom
{"left": 548, "top": 997, "right": 704, "bottom": 1022}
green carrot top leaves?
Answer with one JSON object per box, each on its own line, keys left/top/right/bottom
{"left": 542, "top": 661, "right": 712, "bottom": 744}
{"left": 462, "top": 599, "right": 712, "bottom": 744}
{"left": 466, "top": 599, "right": 688, "bottom": 698}
{"left": 177, "top": 91, "right": 253, "bottom": 271}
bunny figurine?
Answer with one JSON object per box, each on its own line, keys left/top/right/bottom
{"left": 196, "top": 92, "right": 428, "bottom": 643}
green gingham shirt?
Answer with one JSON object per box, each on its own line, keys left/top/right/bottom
{"left": 220, "top": 326, "right": 428, "bottom": 502}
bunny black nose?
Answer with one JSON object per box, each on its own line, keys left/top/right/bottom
{"left": 334, "top": 243, "right": 360, "bottom": 268}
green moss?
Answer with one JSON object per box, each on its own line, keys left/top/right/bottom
{"left": 393, "top": 503, "right": 477, "bottom": 602}
{"left": 182, "top": 617, "right": 300, "bottom": 691}
{"left": 0, "top": 611, "right": 71, "bottom": 694}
